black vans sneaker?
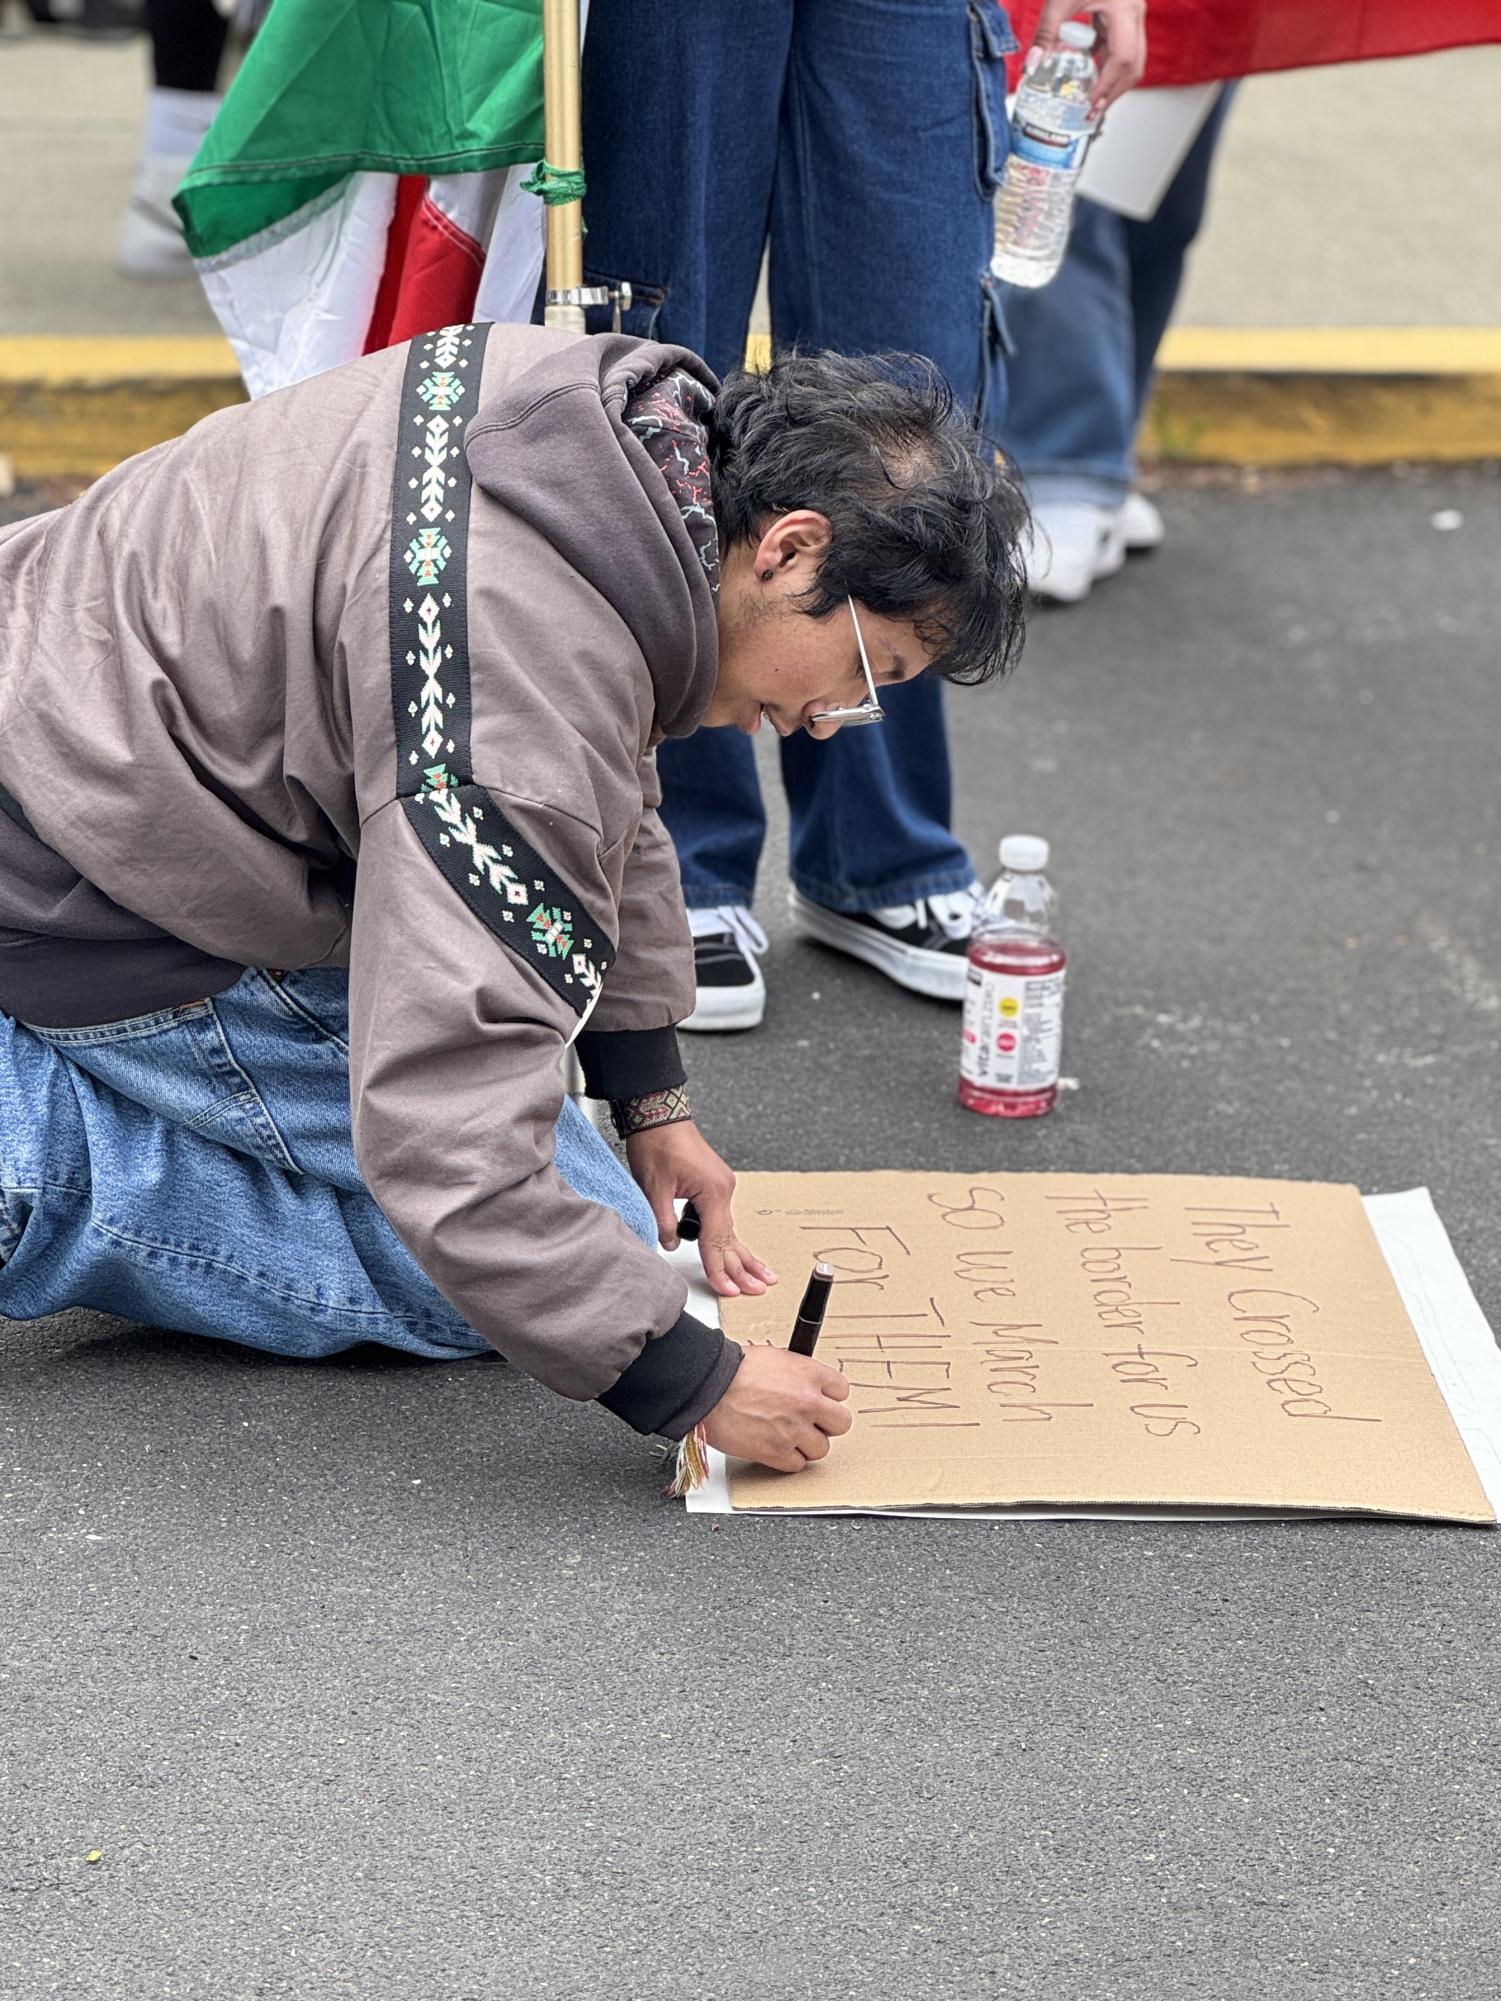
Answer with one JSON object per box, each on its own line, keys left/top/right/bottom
{"left": 682, "top": 905, "right": 769, "bottom": 1032}
{"left": 788, "top": 884, "right": 979, "bottom": 1001}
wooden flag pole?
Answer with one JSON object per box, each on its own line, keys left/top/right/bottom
{"left": 541, "top": 0, "right": 586, "bottom": 331}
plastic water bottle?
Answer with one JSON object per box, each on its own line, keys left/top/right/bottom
{"left": 990, "top": 23, "right": 1099, "bottom": 289}
{"left": 959, "top": 835, "right": 1066, "bottom": 1119}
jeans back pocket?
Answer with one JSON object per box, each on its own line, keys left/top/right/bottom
{"left": 30, "top": 984, "right": 297, "bottom": 1174}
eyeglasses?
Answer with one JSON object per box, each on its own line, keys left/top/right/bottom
{"left": 808, "top": 598, "right": 885, "bottom": 730}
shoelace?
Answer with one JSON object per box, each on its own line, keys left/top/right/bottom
{"left": 688, "top": 903, "right": 769, "bottom": 957}
{"left": 871, "top": 883, "right": 982, "bottom": 940}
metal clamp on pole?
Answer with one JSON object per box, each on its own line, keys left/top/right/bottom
{"left": 543, "top": 281, "right": 634, "bottom": 332}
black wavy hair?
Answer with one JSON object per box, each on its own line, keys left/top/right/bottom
{"left": 708, "top": 349, "right": 1029, "bottom": 686}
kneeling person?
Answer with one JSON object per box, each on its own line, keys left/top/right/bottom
{"left": 0, "top": 333, "right": 1027, "bottom": 1475}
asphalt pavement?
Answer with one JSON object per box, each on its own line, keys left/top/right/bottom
{"left": 3, "top": 468, "right": 1499, "bottom": 2000}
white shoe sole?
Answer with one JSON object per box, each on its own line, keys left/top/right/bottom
{"left": 788, "top": 889, "right": 969, "bottom": 1002}
{"left": 1121, "top": 491, "right": 1165, "bottom": 552}
{"left": 1030, "top": 566, "right": 1093, "bottom": 606}
{"left": 1032, "top": 514, "right": 1127, "bottom": 605}
{"left": 681, "top": 975, "right": 766, "bottom": 1032}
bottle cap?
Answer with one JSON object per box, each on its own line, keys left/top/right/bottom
{"left": 999, "top": 834, "right": 1050, "bottom": 873}
{"left": 1059, "top": 21, "right": 1097, "bottom": 49}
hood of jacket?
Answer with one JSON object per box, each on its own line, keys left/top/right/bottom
{"left": 464, "top": 332, "right": 721, "bottom": 743}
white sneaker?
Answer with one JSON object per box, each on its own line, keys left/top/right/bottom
{"left": 788, "top": 883, "right": 980, "bottom": 1002}
{"left": 117, "top": 155, "right": 195, "bottom": 279}
{"left": 682, "top": 905, "right": 768, "bottom": 1032}
{"left": 1121, "top": 490, "right": 1165, "bottom": 552}
{"left": 1026, "top": 500, "right": 1127, "bottom": 605}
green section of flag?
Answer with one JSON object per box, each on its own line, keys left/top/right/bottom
{"left": 176, "top": 0, "right": 545, "bottom": 260}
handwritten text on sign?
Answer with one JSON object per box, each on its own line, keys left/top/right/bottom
{"left": 722, "top": 1173, "right": 1488, "bottom": 1519}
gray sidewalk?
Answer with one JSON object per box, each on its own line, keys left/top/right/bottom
{"left": 3, "top": 466, "right": 1498, "bottom": 2000}
{"left": 0, "top": 24, "right": 222, "bottom": 337}
{"left": 3, "top": 24, "right": 1500, "bottom": 337}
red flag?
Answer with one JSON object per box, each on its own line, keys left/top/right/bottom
{"left": 1004, "top": 0, "right": 1501, "bottom": 87}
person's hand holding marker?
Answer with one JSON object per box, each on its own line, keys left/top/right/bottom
{"left": 679, "top": 1209, "right": 852, "bottom": 1475}
{"left": 701, "top": 1344, "right": 852, "bottom": 1473}
{"left": 625, "top": 1121, "right": 777, "bottom": 1299}
{"left": 1028, "top": 0, "right": 1147, "bottom": 115}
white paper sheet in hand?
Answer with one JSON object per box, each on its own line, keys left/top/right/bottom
{"left": 1076, "top": 83, "right": 1224, "bottom": 222}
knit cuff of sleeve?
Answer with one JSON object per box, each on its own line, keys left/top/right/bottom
{"left": 596, "top": 1312, "right": 743, "bottom": 1440}
{"left": 575, "top": 1025, "right": 685, "bottom": 1102}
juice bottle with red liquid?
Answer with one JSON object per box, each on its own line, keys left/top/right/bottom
{"left": 958, "top": 834, "right": 1066, "bottom": 1119}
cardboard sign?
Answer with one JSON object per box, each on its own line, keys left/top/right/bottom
{"left": 715, "top": 1174, "right": 1494, "bottom": 1523}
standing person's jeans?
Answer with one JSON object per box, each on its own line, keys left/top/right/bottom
{"left": 0, "top": 971, "right": 658, "bottom": 1360}
{"left": 580, "top": 0, "right": 1016, "bottom": 914}
{"left": 1002, "top": 88, "right": 1235, "bottom": 509}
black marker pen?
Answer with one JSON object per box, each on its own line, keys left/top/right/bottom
{"left": 789, "top": 1261, "right": 834, "bottom": 1357}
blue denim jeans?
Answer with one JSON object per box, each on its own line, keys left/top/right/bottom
{"left": 1001, "top": 87, "right": 1234, "bottom": 508}
{"left": 0, "top": 971, "right": 658, "bottom": 1360}
{"left": 580, "top": 0, "right": 1016, "bottom": 912}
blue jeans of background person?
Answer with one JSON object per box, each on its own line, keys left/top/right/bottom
{"left": 580, "top": 0, "right": 1015, "bottom": 913}
{"left": 1002, "top": 87, "right": 1234, "bottom": 509}
{"left": 0, "top": 971, "right": 658, "bottom": 1359}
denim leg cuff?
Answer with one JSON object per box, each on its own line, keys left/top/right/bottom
{"left": 680, "top": 882, "right": 757, "bottom": 912}
{"left": 1018, "top": 468, "right": 1133, "bottom": 509}
{"left": 790, "top": 864, "right": 978, "bottom": 915}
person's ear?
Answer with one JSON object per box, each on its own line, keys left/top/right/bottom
{"left": 752, "top": 509, "right": 832, "bottom": 582}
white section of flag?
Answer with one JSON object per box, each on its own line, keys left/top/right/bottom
{"left": 196, "top": 172, "right": 398, "bottom": 402}
{"left": 196, "top": 164, "right": 552, "bottom": 401}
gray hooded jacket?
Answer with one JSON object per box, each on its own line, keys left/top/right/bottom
{"left": 0, "top": 322, "right": 739, "bottom": 1437}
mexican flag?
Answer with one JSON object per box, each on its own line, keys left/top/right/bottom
{"left": 176, "top": 0, "right": 559, "bottom": 400}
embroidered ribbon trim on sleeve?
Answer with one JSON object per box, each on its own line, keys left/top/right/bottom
{"left": 387, "top": 324, "right": 616, "bottom": 1015}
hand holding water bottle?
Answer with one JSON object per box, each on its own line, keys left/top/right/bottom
{"left": 1029, "top": 0, "right": 1148, "bottom": 115}
{"left": 992, "top": 4, "right": 1146, "bottom": 290}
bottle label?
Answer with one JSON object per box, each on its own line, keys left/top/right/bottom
{"left": 1009, "top": 87, "right": 1092, "bottom": 172}
{"left": 961, "top": 964, "right": 1066, "bottom": 1092}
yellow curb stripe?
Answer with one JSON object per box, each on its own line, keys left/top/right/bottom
{"left": 0, "top": 335, "right": 240, "bottom": 382}
{"left": 1147, "top": 328, "right": 1501, "bottom": 466}
{"left": 5, "top": 329, "right": 1501, "bottom": 478}
{"left": 1158, "top": 327, "right": 1501, "bottom": 375}
{"left": 0, "top": 335, "right": 247, "bottom": 480}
